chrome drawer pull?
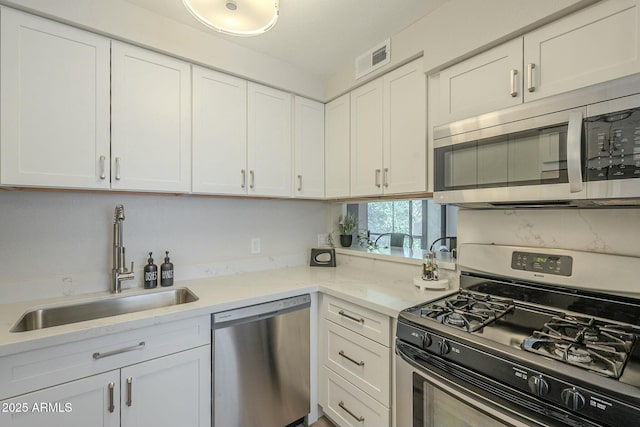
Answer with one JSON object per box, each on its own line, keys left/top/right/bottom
{"left": 99, "top": 156, "right": 107, "bottom": 180}
{"left": 93, "top": 341, "right": 145, "bottom": 360}
{"left": 339, "top": 350, "right": 365, "bottom": 367}
{"left": 241, "top": 169, "right": 246, "bottom": 188}
{"left": 126, "top": 377, "right": 133, "bottom": 407}
{"left": 338, "top": 310, "right": 364, "bottom": 324}
{"left": 527, "top": 63, "right": 536, "bottom": 92}
{"left": 108, "top": 382, "right": 115, "bottom": 413}
{"left": 339, "top": 400, "right": 365, "bottom": 422}
{"left": 509, "top": 69, "right": 518, "bottom": 97}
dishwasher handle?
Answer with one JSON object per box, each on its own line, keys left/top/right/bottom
{"left": 213, "top": 294, "right": 311, "bottom": 329}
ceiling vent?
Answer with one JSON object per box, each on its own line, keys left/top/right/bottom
{"left": 355, "top": 39, "right": 390, "bottom": 79}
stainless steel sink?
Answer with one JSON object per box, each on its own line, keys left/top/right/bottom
{"left": 10, "top": 288, "right": 199, "bottom": 332}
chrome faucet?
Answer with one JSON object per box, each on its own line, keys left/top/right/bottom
{"left": 111, "top": 204, "right": 134, "bottom": 293}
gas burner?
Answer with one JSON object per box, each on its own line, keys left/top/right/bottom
{"left": 522, "top": 312, "right": 636, "bottom": 378}
{"left": 554, "top": 343, "right": 593, "bottom": 364}
{"left": 444, "top": 312, "right": 467, "bottom": 327}
{"left": 416, "top": 291, "right": 515, "bottom": 333}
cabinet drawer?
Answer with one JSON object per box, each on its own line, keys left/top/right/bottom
{"left": 322, "top": 295, "right": 390, "bottom": 346}
{"left": 0, "top": 316, "right": 210, "bottom": 400}
{"left": 320, "top": 366, "right": 389, "bottom": 427}
{"left": 323, "top": 321, "right": 390, "bottom": 405}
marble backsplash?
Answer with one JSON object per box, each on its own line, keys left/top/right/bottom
{"left": 457, "top": 208, "right": 640, "bottom": 257}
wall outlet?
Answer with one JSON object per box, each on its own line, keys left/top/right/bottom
{"left": 251, "top": 238, "right": 261, "bottom": 254}
{"left": 317, "top": 234, "right": 329, "bottom": 246}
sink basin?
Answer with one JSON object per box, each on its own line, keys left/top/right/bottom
{"left": 10, "top": 288, "right": 199, "bottom": 332}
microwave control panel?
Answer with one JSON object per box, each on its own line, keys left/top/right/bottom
{"left": 511, "top": 251, "right": 573, "bottom": 276}
{"left": 586, "top": 106, "right": 640, "bottom": 181}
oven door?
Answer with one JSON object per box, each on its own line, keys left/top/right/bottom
{"left": 395, "top": 341, "right": 601, "bottom": 427}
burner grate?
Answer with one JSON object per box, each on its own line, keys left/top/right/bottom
{"left": 522, "top": 314, "right": 635, "bottom": 379}
{"left": 419, "top": 291, "right": 515, "bottom": 332}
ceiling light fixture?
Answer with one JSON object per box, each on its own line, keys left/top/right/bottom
{"left": 182, "top": 0, "right": 279, "bottom": 37}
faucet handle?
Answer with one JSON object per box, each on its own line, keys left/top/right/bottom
{"left": 129, "top": 261, "right": 134, "bottom": 273}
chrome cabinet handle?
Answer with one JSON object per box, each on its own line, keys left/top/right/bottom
{"left": 241, "top": 169, "right": 246, "bottom": 189}
{"left": 108, "top": 382, "right": 115, "bottom": 413}
{"left": 509, "top": 69, "right": 518, "bottom": 97}
{"left": 115, "top": 157, "right": 121, "bottom": 181}
{"left": 249, "top": 170, "right": 255, "bottom": 189}
{"left": 338, "top": 401, "right": 365, "bottom": 422}
{"left": 339, "top": 350, "right": 365, "bottom": 367}
{"left": 567, "top": 111, "right": 584, "bottom": 193}
{"left": 527, "top": 63, "right": 536, "bottom": 92}
{"left": 99, "top": 156, "right": 106, "bottom": 180}
{"left": 297, "top": 175, "right": 302, "bottom": 192}
{"left": 126, "top": 377, "right": 132, "bottom": 407}
{"left": 93, "top": 342, "right": 145, "bottom": 360}
{"left": 375, "top": 169, "right": 381, "bottom": 188}
{"left": 383, "top": 168, "right": 389, "bottom": 188}
{"left": 338, "top": 310, "right": 364, "bottom": 324}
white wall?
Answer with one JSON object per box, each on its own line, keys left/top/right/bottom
{"left": 325, "top": 0, "right": 594, "bottom": 99}
{"left": 0, "top": 0, "right": 324, "bottom": 100}
{"left": 457, "top": 208, "right": 640, "bottom": 258}
{"left": 0, "top": 191, "right": 329, "bottom": 302}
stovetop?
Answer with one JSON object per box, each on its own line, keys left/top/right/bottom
{"left": 407, "top": 285, "right": 639, "bottom": 380}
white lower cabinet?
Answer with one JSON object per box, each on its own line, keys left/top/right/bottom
{"left": 319, "top": 295, "right": 392, "bottom": 427}
{"left": 0, "top": 371, "right": 120, "bottom": 427}
{"left": 0, "top": 316, "right": 210, "bottom": 427}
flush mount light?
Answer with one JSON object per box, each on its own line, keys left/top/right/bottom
{"left": 182, "top": 0, "right": 279, "bottom": 37}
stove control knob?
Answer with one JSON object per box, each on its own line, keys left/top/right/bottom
{"left": 527, "top": 375, "right": 549, "bottom": 396}
{"left": 438, "top": 340, "right": 451, "bottom": 355}
{"left": 422, "top": 333, "right": 432, "bottom": 349}
{"left": 561, "top": 387, "right": 586, "bottom": 411}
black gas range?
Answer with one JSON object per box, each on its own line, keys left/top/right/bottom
{"left": 396, "top": 244, "right": 640, "bottom": 427}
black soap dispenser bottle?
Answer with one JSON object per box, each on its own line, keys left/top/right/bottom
{"left": 143, "top": 252, "right": 158, "bottom": 289}
{"left": 160, "top": 251, "right": 174, "bottom": 287}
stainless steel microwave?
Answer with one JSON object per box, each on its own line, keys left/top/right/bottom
{"left": 433, "top": 74, "right": 640, "bottom": 208}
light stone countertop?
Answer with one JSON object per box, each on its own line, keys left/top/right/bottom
{"left": 0, "top": 264, "right": 456, "bottom": 357}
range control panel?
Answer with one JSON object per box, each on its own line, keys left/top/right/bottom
{"left": 511, "top": 251, "right": 573, "bottom": 276}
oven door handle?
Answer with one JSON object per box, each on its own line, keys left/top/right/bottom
{"left": 567, "top": 111, "right": 584, "bottom": 193}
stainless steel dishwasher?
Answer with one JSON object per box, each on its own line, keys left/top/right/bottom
{"left": 212, "top": 294, "right": 311, "bottom": 427}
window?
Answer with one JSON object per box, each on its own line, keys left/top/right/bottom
{"left": 346, "top": 199, "right": 457, "bottom": 251}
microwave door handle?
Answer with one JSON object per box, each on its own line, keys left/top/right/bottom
{"left": 567, "top": 111, "right": 583, "bottom": 193}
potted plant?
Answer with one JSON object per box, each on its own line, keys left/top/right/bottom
{"left": 338, "top": 213, "right": 358, "bottom": 247}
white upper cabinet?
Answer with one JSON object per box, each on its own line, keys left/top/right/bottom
{"left": 247, "top": 82, "right": 292, "bottom": 197}
{"left": 192, "top": 66, "right": 248, "bottom": 195}
{"left": 383, "top": 59, "right": 426, "bottom": 194}
{"left": 325, "top": 94, "right": 351, "bottom": 198}
{"left": 434, "top": 0, "right": 640, "bottom": 125}
{"left": 111, "top": 41, "right": 191, "bottom": 193}
{"left": 351, "top": 58, "right": 426, "bottom": 197}
{"left": 0, "top": 8, "right": 111, "bottom": 189}
{"left": 523, "top": 0, "right": 640, "bottom": 102}
{"left": 293, "top": 96, "right": 325, "bottom": 199}
{"left": 350, "top": 78, "right": 384, "bottom": 197}
{"left": 435, "top": 38, "right": 523, "bottom": 126}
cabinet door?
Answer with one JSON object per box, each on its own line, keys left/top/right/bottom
{"left": 325, "top": 94, "right": 351, "bottom": 198}
{"left": 192, "top": 66, "right": 247, "bottom": 195}
{"left": 436, "top": 38, "right": 523, "bottom": 125}
{"left": 111, "top": 41, "right": 191, "bottom": 192}
{"left": 0, "top": 8, "right": 110, "bottom": 189}
{"left": 350, "top": 79, "right": 384, "bottom": 197}
{"left": 120, "top": 345, "right": 210, "bottom": 427}
{"left": 247, "top": 82, "right": 292, "bottom": 197}
{"left": 524, "top": 0, "right": 640, "bottom": 102}
{"left": 383, "top": 59, "right": 426, "bottom": 194}
{"left": 0, "top": 371, "right": 119, "bottom": 427}
{"left": 294, "top": 96, "right": 325, "bottom": 199}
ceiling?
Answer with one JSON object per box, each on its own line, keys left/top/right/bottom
{"left": 124, "top": 0, "right": 447, "bottom": 78}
